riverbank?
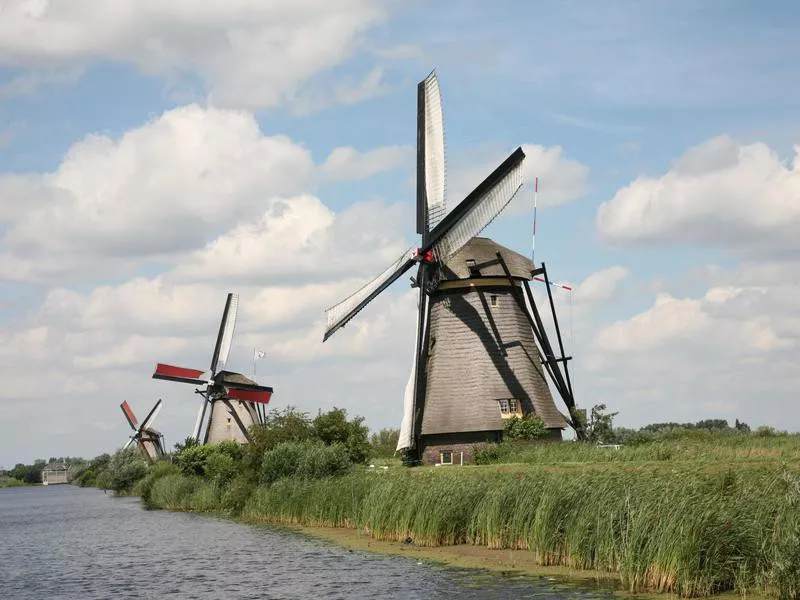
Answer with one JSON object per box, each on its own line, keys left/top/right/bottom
{"left": 143, "top": 459, "right": 800, "bottom": 599}
{"left": 288, "top": 525, "right": 760, "bottom": 600}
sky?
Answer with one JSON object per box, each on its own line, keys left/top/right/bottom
{"left": 1, "top": 0, "right": 798, "bottom": 466}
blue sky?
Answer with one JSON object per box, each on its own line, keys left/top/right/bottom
{"left": 0, "top": 0, "right": 798, "bottom": 465}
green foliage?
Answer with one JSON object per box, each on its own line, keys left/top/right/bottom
{"left": 73, "top": 453, "right": 111, "bottom": 488}
{"left": 503, "top": 415, "right": 548, "bottom": 440}
{"left": 473, "top": 443, "right": 513, "bottom": 465}
{"left": 312, "top": 407, "right": 370, "bottom": 464}
{"left": 585, "top": 403, "right": 618, "bottom": 443}
{"left": 107, "top": 448, "right": 149, "bottom": 493}
{"left": 175, "top": 440, "right": 242, "bottom": 480}
{"left": 296, "top": 442, "right": 353, "bottom": 480}
{"left": 9, "top": 459, "right": 46, "bottom": 484}
{"left": 136, "top": 461, "right": 181, "bottom": 507}
{"left": 261, "top": 440, "right": 353, "bottom": 485}
{"left": 369, "top": 428, "right": 400, "bottom": 458}
{"left": 0, "top": 477, "right": 25, "bottom": 488}
{"left": 261, "top": 441, "right": 306, "bottom": 484}
{"left": 241, "top": 406, "right": 315, "bottom": 482}
{"left": 173, "top": 435, "right": 199, "bottom": 454}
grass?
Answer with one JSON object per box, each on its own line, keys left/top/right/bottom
{"left": 142, "top": 434, "right": 800, "bottom": 599}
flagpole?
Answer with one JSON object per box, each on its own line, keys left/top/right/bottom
{"left": 253, "top": 347, "right": 256, "bottom": 378}
{"left": 532, "top": 176, "right": 538, "bottom": 266}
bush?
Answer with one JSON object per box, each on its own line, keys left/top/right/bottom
{"left": 312, "top": 407, "right": 370, "bottom": 464}
{"left": 504, "top": 415, "right": 548, "bottom": 440}
{"left": 261, "top": 440, "right": 354, "bottom": 485}
{"left": 261, "top": 441, "right": 306, "bottom": 484}
{"left": 137, "top": 461, "right": 181, "bottom": 507}
{"left": 473, "top": 443, "right": 513, "bottom": 465}
{"left": 107, "top": 448, "right": 149, "bottom": 493}
{"left": 296, "top": 443, "right": 353, "bottom": 480}
{"left": 175, "top": 440, "right": 243, "bottom": 478}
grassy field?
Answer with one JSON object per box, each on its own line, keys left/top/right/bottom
{"left": 143, "top": 433, "right": 800, "bottom": 599}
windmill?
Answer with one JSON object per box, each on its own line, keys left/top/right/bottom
{"left": 151, "top": 293, "right": 273, "bottom": 445}
{"left": 322, "top": 71, "right": 584, "bottom": 465}
{"left": 121, "top": 399, "right": 166, "bottom": 462}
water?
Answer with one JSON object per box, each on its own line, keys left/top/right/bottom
{"left": 1, "top": 486, "right": 616, "bottom": 599}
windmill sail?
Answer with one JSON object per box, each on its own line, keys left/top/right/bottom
{"left": 210, "top": 293, "right": 239, "bottom": 374}
{"left": 428, "top": 147, "right": 525, "bottom": 262}
{"left": 120, "top": 401, "right": 138, "bottom": 430}
{"left": 417, "top": 71, "right": 446, "bottom": 237}
{"left": 397, "top": 288, "right": 428, "bottom": 451}
{"left": 140, "top": 398, "right": 163, "bottom": 432}
{"left": 323, "top": 246, "right": 418, "bottom": 341}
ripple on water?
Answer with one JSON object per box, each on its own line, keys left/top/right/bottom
{"left": 0, "top": 486, "right": 617, "bottom": 600}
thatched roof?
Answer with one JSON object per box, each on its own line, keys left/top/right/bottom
{"left": 218, "top": 371, "right": 259, "bottom": 387}
{"left": 439, "top": 237, "right": 534, "bottom": 281}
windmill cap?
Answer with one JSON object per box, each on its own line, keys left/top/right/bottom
{"left": 439, "top": 237, "right": 534, "bottom": 281}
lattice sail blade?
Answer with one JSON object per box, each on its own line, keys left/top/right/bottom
{"left": 141, "top": 398, "right": 163, "bottom": 432}
{"left": 211, "top": 293, "right": 239, "bottom": 375}
{"left": 123, "top": 436, "right": 136, "bottom": 450}
{"left": 417, "top": 71, "right": 446, "bottom": 236}
{"left": 120, "top": 401, "right": 138, "bottom": 431}
{"left": 323, "top": 246, "right": 418, "bottom": 342}
{"left": 428, "top": 147, "right": 525, "bottom": 262}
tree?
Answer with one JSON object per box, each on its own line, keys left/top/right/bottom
{"left": 313, "top": 407, "right": 370, "bottom": 464}
{"left": 585, "top": 404, "right": 618, "bottom": 444}
{"left": 174, "top": 436, "right": 199, "bottom": 454}
{"left": 370, "top": 429, "right": 400, "bottom": 458}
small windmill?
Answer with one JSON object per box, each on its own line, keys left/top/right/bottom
{"left": 323, "top": 70, "right": 583, "bottom": 464}
{"left": 152, "top": 293, "right": 273, "bottom": 444}
{"left": 121, "top": 399, "right": 166, "bottom": 462}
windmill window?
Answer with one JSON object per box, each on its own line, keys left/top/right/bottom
{"left": 490, "top": 295, "right": 498, "bottom": 307}
{"left": 466, "top": 259, "right": 481, "bottom": 276}
{"left": 498, "top": 399, "right": 519, "bottom": 415}
{"left": 440, "top": 450, "right": 453, "bottom": 465}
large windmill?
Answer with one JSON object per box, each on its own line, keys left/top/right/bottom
{"left": 323, "top": 71, "right": 583, "bottom": 464}
{"left": 152, "top": 293, "right": 273, "bottom": 444}
{"left": 120, "top": 399, "right": 166, "bottom": 462}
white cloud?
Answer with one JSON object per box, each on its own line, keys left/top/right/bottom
{"left": 597, "top": 136, "right": 800, "bottom": 255}
{"left": 580, "top": 278, "right": 799, "bottom": 428}
{"left": 173, "top": 197, "right": 410, "bottom": 284}
{"left": 0, "top": 0, "right": 388, "bottom": 110}
{"left": 0, "top": 104, "right": 314, "bottom": 281}
{"left": 575, "top": 266, "right": 629, "bottom": 303}
{"left": 321, "top": 144, "right": 413, "bottom": 180}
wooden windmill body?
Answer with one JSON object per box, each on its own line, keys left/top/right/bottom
{"left": 152, "top": 293, "right": 273, "bottom": 445}
{"left": 414, "top": 238, "right": 570, "bottom": 464}
{"left": 323, "top": 71, "right": 583, "bottom": 464}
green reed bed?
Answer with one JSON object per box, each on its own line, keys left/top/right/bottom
{"left": 475, "top": 435, "right": 800, "bottom": 467}
{"left": 144, "top": 460, "right": 800, "bottom": 598}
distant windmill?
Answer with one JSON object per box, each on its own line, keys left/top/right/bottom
{"left": 121, "top": 399, "right": 166, "bottom": 462}
{"left": 323, "top": 71, "right": 583, "bottom": 465}
{"left": 152, "top": 293, "right": 273, "bottom": 444}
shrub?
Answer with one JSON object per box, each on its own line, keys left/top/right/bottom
{"left": 261, "top": 440, "right": 354, "bottom": 484}
{"left": 261, "top": 441, "right": 306, "bottom": 484}
{"left": 107, "top": 448, "right": 149, "bottom": 493}
{"left": 504, "top": 415, "right": 548, "bottom": 440}
{"left": 296, "top": 442, "right": 352, "bottom": 480}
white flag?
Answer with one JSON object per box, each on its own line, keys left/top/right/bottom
{"left": 254, "top": 349, "right": 266, "bottom": 361}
